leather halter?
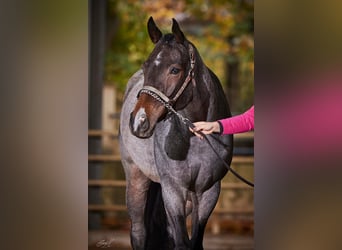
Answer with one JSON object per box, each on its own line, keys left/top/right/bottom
{"left": 138, "top": 44, "right": 195, "bottom": 106}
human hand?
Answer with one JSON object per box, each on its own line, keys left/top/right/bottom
{"left": 190, "top": 121, "right": 220, "bottom": 139}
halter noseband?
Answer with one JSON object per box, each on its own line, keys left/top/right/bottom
{"left": 138, "top": 44, "right": 195, "bottom": 107}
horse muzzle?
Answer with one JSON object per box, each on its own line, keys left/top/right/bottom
{"left": 129, "top": 92, "right": 168, "bottom": 138}
{"left": 129, "top": 110, "right": 153, "bottom": 138}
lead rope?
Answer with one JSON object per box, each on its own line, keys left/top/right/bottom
{"left": 139, "top": 87, "right": 254, "bottom": 188}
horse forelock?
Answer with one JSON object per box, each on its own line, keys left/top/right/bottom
{"left": 163, "top": 33, "right": 174, "bottom": 43}
{"left": 155, "top": 35, "right": 188, "bottom": 62}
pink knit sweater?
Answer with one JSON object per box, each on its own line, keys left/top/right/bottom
{"left": 218, "top": 106, "right": 254, "bottom": 135}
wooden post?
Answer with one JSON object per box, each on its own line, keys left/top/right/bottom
{"left": 88, "top": 0, "right": 107, "bottom": 230}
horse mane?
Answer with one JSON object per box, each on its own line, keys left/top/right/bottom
{"left": 187, "top": 41, "right": 232, "bottom": 122}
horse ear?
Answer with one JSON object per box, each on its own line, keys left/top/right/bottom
{"left": 172, "top": 18, "right": 185, "bottom": 44}
{"left": 147, "top": 16, "right": 162, "bottom": 44}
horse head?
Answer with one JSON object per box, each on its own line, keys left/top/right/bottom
{"left": 130, "top": 17, "right": 195, "bottom": 138}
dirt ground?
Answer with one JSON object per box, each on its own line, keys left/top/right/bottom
{"left": 88, "top": 230, "right": 254, "bottom": 250}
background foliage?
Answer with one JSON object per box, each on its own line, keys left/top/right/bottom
{"left": 105, "top": 0, "right": 254, "bottom": 112}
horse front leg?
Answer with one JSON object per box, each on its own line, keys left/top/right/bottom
{"left": 161, "top": 182, "right": 191, "bottom": 250}
{"left": 191, "top": 182, "right": 221, "bottom": 250}
{"left": 126, "top": 166, "right": 151, "bottom": 250}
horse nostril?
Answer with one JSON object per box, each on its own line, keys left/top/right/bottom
{"left": 139, "top": 114, "right": 146, "bottom": 123}
{"left": 138, "top": 114, "right": 149, "bottom": 132}
{"left": 130, "top": 109, "right": 152, "bottom": 137}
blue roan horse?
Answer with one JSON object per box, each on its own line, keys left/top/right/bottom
{"left": 119, "top": 17, "right": 233, "bottom": 250}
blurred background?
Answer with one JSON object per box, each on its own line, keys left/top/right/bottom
{"left": 88, "top": 0, "right": 254, "bottom": 249}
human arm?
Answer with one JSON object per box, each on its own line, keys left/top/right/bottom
{"left": 191, "top": 105, "right": 254, "bottom": 138}
{"left": 218, "top": 105, "right": 254, "bottom": 134}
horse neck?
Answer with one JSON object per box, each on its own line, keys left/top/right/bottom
{"left": 190, "top": 65, "right": 230, "bottom": 123}
{"left": 180, "top": 45, "right": 229, "bottom": 122}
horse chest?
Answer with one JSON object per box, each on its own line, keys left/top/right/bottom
{"left": 153, "top": 121, "right": 228, "bottom": 188}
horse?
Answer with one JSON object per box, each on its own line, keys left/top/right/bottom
{"left": 119, "top": 16, "right": 233, "bottom": 250}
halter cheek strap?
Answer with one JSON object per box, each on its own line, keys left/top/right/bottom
{"left": 138, "top": 44, "right": 195, "bottom": 106}
{"left": 170, "top": 44, "right": 195, "bottom": 102}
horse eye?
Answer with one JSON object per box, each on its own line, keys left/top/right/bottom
{"left": 170, "top": 67, "right": 180, "bottom": 75}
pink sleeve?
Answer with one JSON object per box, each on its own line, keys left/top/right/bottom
{"left": 218, "top": 106, "right": 254, "bottom": 134}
